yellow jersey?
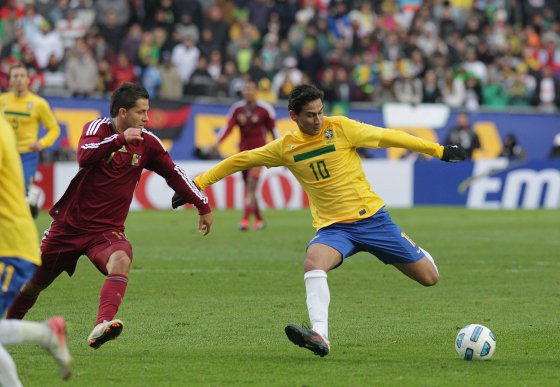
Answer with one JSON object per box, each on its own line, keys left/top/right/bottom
{"left": 0, "top": 115, "right": 40, "bottom": 264}
{"left": 0, "top": 91, "right": 60, "bottom": 154}
{"left": 196, "top": 116, "right": 444, "bottom": 230}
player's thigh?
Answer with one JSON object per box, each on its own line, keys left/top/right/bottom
{"left": 357, "top": 209, "right": 425, "bottom": 265}
{"left": 305, "top": 243, "right": 343, "bottom": 271}
{"left": 87, "top": 230, "right": 133, "bottom": 275}
{"left": 0, "top": 258, "right": 36, "bottom": 315}
{"left": 393, "top": 257, "right": 439, "bottom": 286}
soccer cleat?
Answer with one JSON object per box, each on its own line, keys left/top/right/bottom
{"left": 87, "top": 319, "right": 123, "bottom": 349}
{"left": 44, "top": 317, "right": 73, "bottom": 380}
{"left": 253, "top": 219, "right": 266, "bottom": 231}
{"left": 239, "top": 219, "right": 249, "bottom": 231}
{"left": 284, "top": 324, "right": 330, "bottom": 357}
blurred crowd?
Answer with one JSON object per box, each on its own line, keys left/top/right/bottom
{"left": 1, "top": 0, "right": 559, "bottom": 111}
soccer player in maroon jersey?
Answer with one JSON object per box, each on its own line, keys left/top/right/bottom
{"left": 7, "top": 83, "right": 213, "bottom": 349}
{"left": 213, "top": 80, "right": 277, "bottom": 231}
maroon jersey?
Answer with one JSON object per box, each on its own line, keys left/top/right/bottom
{"left": 216, "top": 100, "right": 276, "bottom": 151}
{"left": 50, "top": 117, "right": 210, "bottom": 232}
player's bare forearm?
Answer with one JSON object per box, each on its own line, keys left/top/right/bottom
{"left": 378, "top": 129, "right": 444, "bottom": 158}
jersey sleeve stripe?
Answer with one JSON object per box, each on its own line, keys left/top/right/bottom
{"left": 86, "top": 118, "right": 110, "bottom": 136}
{"left": 175, "top": 165, "right": 209, "bottom": 204}
{"left": 80, "top": 133, "right": 119, "bottom": 149}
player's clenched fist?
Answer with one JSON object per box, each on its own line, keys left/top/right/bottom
{"left": 124, "top": 128, "right": 144, "bottom": 144}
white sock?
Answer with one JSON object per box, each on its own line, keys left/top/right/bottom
{"left": 420, "top": 247, "right": 439, "bottom": 275}
{"left": 0, "top": 344, "right": 23, "bottom": 387}
{"left": 0, "top": 320, "right": 51, "bottom": 347}
{"left": 304, "top": 270, "right": 330, "bottom": 342}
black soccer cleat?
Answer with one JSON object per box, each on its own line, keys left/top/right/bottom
{"left": 285, "top": 324, "right": 330, "bottom": 357}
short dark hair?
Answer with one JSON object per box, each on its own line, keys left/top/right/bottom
{"left": 110, "top": 83, "right": 149, "bottom": 117}
{"left": 288, "top": 84, "right": 324, "bottom": 114}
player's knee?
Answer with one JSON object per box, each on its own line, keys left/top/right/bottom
{"left": 107, "top": 251, "right": 131, "bottom": 274}
{"left": 21, "top": 282, "right": 46, "bottom": 296}
{"left": 418, "top": 271, "right": 439, "bottom": 287}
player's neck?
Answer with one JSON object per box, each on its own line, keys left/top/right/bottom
{"left": 111, "top": 118, "right": 125, "bottom": 134}
{"left": 13, "top": 89, "right": 29, "bottom": 98}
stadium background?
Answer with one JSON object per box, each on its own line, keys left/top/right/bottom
{"left": 33, "top": 97, "right": 560, "bottom": 211}
{"left": 2, "top": 0, "right": 559, "bottom": 210}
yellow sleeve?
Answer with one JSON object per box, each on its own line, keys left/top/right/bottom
{"left": 195, "top": 139, "right": 283, "bottom": 189}
{"left": 37, "top": 98, "right": 60, "bottom": 148}
{"left": 378, "top": 128, "right": 444, "bottom": 158}
{"left": 336, "top": 116, "right": 384, "bottom": 148}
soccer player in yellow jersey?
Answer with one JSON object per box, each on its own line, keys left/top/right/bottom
{"left": 0, "top": 63, "right": 61, "bottom": 218}
{"left": 175, "top": 84, "right": 466, "bottom": 356}
{"left": 0, "top": 116, "right": 72, "bottom": 383}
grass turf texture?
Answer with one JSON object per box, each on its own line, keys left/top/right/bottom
{"left": 11, "top": 208, "right": 560, "bottom": 386}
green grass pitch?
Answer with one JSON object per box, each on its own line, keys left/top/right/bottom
{"left": 10, "top": 208, "right": 560, "bottom": 386}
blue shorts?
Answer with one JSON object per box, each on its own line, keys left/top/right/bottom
{"left": 0, "top": 257, "right": 37, "bottom": 316}
{"left": 20, "top": 152, "right": 39, "bottom": 193}
{"left": 307, "top": 208, "right": 424, "bottom": 265}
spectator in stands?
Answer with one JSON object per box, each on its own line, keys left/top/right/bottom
{"left": 32, "top": 19, "right": 63, "bottom": 71}
{"left": 157, "top": 50, "right": 182, "bottom": 100}
{"left": 297, "top": 38, "right": 324, "bottom": 85}
{"left": 422, "top": 69, "right": 442, "bottom": 103}
{"left": 54, "top": 8, "right": 85, "bottom": 49}
{"left": 500, "top": 134, "right": 526, "bottom": 160}
{"left": 549, "top": 133, "right": 560, "bottom": 159}
{"left": 203, "top": 4, "right": 229, "bottom": 52}
{"left": 532, "top": 66, "right": 560, "bottom": 112}
{"left": 444, "top": 113, "right": 480, "bottom": 159}
{"left": 20, "top": 1, "right": 45, "bottom": 46}
{"left": 110, "top": 52, "right": 137, "bottom": 91}
{"left": 65, "top": 37, "right": 97, "bottom": 97}
{"left": 171, "top": 31, "right": 200, "bottom": 94}
{"left": 272, "top": 56, "right": 303, "bottom": 99}
{"left": 186, "top": 56, "right": 216, "bottom": 97}
{"left": 97, "top": 8, "right": 125, "bottom": 53}
{"left": 394, "top": 60, "right": 423, "bottom": 105}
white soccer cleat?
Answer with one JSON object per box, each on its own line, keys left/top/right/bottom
{"left": 87, "top": 319, "right": 123, "bottom": 349}
{"left": 44, "top": 317, "right": 73, "bottom": 380}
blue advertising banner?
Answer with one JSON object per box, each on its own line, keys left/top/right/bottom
{"left": 414, "top": 159, "right": 560, "bottom": 208}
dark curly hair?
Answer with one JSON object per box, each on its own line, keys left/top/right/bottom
{"left": 288, "top": 84, "right": 324, "bottom": 114}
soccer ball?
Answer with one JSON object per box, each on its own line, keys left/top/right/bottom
{"left": 455, "top": 324, "right": 496, "bottom": 360}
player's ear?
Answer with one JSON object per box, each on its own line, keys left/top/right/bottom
{"left": 288, "top": 110, "right": 297, "bottom": 122}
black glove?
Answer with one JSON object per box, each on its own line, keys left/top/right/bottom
{"left": 171, "top": 192, "right": 186, "bottom": 209}
{"left": 442, "top": 145, "right": 467, "bottom": 162}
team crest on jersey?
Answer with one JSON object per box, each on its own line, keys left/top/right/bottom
{"left": 237, "top": 114, "right": 247, "bottom": 125}
{"left": 27, "top": 102, "right": 34, "bottom": 110}
{"left": 131, "top": 153, "right": 141, "bottom": 166}
{"left": 325, "top": 128, "right": 335, "bottom": 143}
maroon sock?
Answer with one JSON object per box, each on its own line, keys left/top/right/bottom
{"left": 242, "top": 205, "right": 251, "bottom": 221}
{"left": 6, "top": 291, "right": 38, "bottom": 319}
{"left": 96, "top": 274, "right": 128, "bottom": 325}
{"left": 254, "top": 202, "right": 263, "bottom": 221}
